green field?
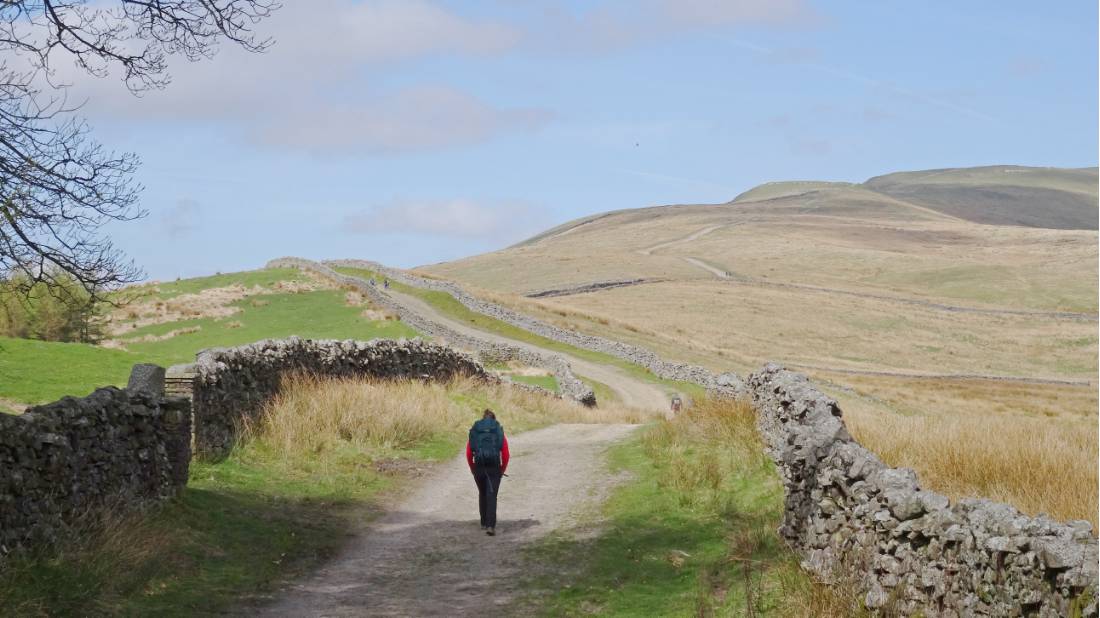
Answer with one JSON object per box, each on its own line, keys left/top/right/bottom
{"left": 0, "top": 270, "right": 419, "bottom": 404}
{"left": 0, "top": 337, "right": 141, "bottom": 404}
{"left": 119, "top": 289, "right": 417, "bottom": 368}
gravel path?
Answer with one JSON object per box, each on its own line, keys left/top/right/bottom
{"left": 256, "top": 423, "right": 640, "bottom": 617}
{"left": 387, "top": 289, "right": 672, "bottom": 412}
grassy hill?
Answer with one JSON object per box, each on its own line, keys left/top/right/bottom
{"left": 418, "top": 165, "right": 1098, "bottom": 521}
{"left": 0, "top": 268, "right": 417, "bottom": 405}
{"left": 864, "top": 166, "right": 1098, "bottom": 230}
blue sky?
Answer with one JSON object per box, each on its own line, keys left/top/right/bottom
{"left": 69, "top": 0, "right": 1097, "bottom": 279}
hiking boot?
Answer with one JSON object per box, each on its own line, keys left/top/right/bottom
{"left": 486, "top": 527, "right": 495, "bottom": 536}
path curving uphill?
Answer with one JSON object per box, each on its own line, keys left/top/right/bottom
{"left": 387, "top": 289, "right": 671, "bottom": 411}
{"left": 257, "top": 423, "right": 639, "bottom": 617}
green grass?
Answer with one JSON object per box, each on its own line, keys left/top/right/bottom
{"left": 123, "top": 289, "right": 418, "bottom": 368}
{"left": 506, "top": 373, "right": 560, "bottom": 392}
{"left": 522, "top": 400, "right": 856, "bottom": 617}
{"left": 579, "top": 374, "right": 620, "bottom": 405}
{"left": 1, "top": 271, "right": 420, "bottom": 403}
{"left": 334, "top": 266, "right": 705, "bottom": 399}
{"left": 0, "top": 336, "right": 140, "bottom": 403}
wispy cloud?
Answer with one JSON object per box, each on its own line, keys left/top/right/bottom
{"left": 254, "top": 87, "right": 551, "bottom": 154}
{"left": 343, "top": 198, "right": 551, "bottom": 241}
{"left": 731, "top": 38, "right": 998, "bottom": 123}
{"left": 533, "top": 0, "right": 818, "bottom": 51}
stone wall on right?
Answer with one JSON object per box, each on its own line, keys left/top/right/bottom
{"left": 747, "top": 363, "right": 1098, "bottom": 617}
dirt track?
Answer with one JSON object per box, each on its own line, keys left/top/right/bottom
{"left": 386, "top": 290, "right": 672, "bottom": 412}
{"left": 256, "top": 423, "right": 639, "bottom": 617}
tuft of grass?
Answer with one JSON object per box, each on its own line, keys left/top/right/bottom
{"left": 524, "top": 397, "right": 860, "bottom": 616}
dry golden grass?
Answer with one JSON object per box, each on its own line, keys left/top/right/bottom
{"left": 245, "top": 374, "right": 652, "bottom": 467}
{"left": 417, "top": 200, "right": 1098, "bottom": 531}
{"left": 812, "top": 374, "right": 1100, "bottom": 526}
{"left": 846, "top": 406, "right": 1098, "bottom": 527}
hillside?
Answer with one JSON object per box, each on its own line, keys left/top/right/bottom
{"left": 0, "top": 268, "right": 417, "bottom": 405}
{"left": 420, "top": 164, "right": 1098, "bottom": 467}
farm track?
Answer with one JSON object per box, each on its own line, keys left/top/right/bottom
{"left": 256, "top": 423, "right": 640, "bottom": 617}
{"left": 636, "top": 224, "right": 727, "bottom": 255}
{"left": 385, "top": 289, "right": 671, "bottom": 411}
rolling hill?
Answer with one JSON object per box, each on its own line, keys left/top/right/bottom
{"left": 420, "top": 164, "right": 1098, "bottom": 464}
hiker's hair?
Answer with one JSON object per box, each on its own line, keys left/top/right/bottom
{"left": 483, "top": 409, "right": 496, "bottom": 420}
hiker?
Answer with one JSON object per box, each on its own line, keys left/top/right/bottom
{"left": 383, "top": 278, "right": 390, "bottom": 289}
{"left": 466, "top": 409, "right": 509, "bottom": 536}
{"left": 670, "top": 395, "right": 682, "bottom": 416}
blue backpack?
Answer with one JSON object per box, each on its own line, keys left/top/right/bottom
{"left": 470, "top": 418, "right": 503, "bottom": 466}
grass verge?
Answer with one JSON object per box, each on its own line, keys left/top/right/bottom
{"left": 505, "top": 373, "right": 560, "bottom": 392}
{"left": 522, "top": 398, "right": 860, "bottom": 617}
{"left": 0, "top": 376, "right": 649, "bottom": 614}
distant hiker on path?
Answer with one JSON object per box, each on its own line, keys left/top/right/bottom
{"left": 383, "top": 278, "right": 390, "bottom": 289}
{"left": 466, "top": 409, "right": 510, "bottom": 536}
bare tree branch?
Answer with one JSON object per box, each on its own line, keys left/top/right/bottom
{"left": 0, "top": 1, "right": 278, "bottom": 300}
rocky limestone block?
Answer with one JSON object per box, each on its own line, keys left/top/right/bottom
{"left": 127, "top": 363, "right": 166, "bottom": 396}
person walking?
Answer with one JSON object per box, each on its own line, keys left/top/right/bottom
{"left": 466, "top": 409, "right": 509, "bottom": 536}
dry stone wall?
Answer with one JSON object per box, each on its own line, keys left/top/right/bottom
{"left": 748, "top": 363, "right": 1098, "bottom": 616}
{"left": 0, "top": 380, "right": 191, "bottom": 556}
{"left": 191, "top": 337, "right": 491, "bottom": 459}
{"left": 257, "top": 258, "right": 1099, "bottom": 613}
{"left": 321, "top": 258, "right": 743, "bottom": 394}
{"left": 266, "top": 257, "right": 597, "bottom": 406}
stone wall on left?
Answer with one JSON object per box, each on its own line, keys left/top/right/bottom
{"left": 0, "top": 379, "right": 191, "bottom": 557}
{"left": 191, "top": 337, "right": 489, "bottom": 460}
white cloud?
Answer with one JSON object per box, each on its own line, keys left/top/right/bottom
{"left": 52, "top": 0, "right": 536, "bottom": 154}
{"left": 344, "top": 198, "right": 550, "bottom": 240}
{"left": 254, "top": 86, "right": 551, "bottom": 154}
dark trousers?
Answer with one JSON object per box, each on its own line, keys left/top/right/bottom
{"left": 473, "top": 463, "right": 503, "bottom": 528}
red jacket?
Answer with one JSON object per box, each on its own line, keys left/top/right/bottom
{"left": 466, "top": 435, "right": 509, "bottom": 473}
